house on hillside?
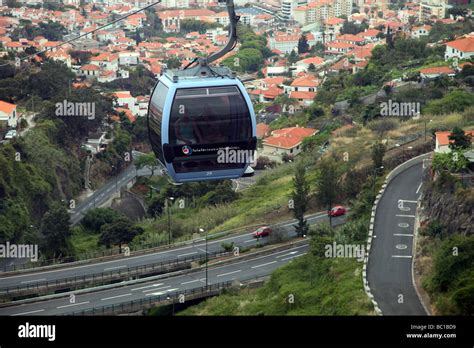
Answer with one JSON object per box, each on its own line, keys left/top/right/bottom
{"left": 445, "top": 37, "right": 474, "bottom": 61}
{"left": 0, "top": 100, "right": 18, "bottom": 128}
{"left": 435, "top": 130, "right": 474, "bottom": 153}
{"left": 262, "top": 126, "right": 318, "bottom": 160}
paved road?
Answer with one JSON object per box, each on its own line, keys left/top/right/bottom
{"left": 0, "top": 212, "right": 346, "bottom": 291}
{"left": 367, "top": 163, "right": 427, "bottom": 315}
{"left": 70, "top": 164, "right": 157, "bottom": 226}
{"left": 0, "top": 243, "right": 309, "bottom": 315}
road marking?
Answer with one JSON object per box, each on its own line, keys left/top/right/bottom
{"left": 416, "top": 182, "right": 423, "bottom": 194}
{"left": 20, "top": 278, "right": 46, "bottom": 284}
{"left": 396, "top": 244, "right": 408, "bottom": 250}
{"left": 11, "top": 309, "right": 45, "bottom": 316}
{"left": 104, "top": 265, "right": 127, "bottom": 271}
{"left": 146, "top": 288, "right": 179, "bottom": 296}
{"left": 398, "top": 199, "right": 418, "bottom": 204}
{"left": 281, "top": 253, "right": 305, "bottom": 261}
{"left": 177, "top": 251, "right": 197, "bottom": 257}
{"left": 398, "top": 223, "right": 410, "bottom": 228}
{"left": 276, "top": 251, "right": 298, "bottom": 258}
{"left": 180, "top": 279, "right": 203, "bottom": 285}
{"left": 244, "top": 239, "right": 256, "bottom": 243}
{"left": 131, "top": 283, "right": 163, "bottom": 291}
{"left": 251, "top": 261, "right": 277, "bottom": 269}
{"left": 101, "top": 293, "right": 132, "bottom": 301}
{"left": 142, "top": 285, "right": 171, "bottom": 293}
{"left": 394, "top": 233, "right": 414, "bottom": 237}
{"left": 216, "top": 270, "right": 241, "bottom": 277}
{"left": 396, "top": 215, "right": 416, "bottom": 218}
{"left": 391, "top": 255, "right": 412, "bottom": 258}
{"left": 57, "top": 301, "right": 90, "bottom": 309}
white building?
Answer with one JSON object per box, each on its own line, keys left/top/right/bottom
{"left": 445, "top": 37, "right": 474, "bottom": 61}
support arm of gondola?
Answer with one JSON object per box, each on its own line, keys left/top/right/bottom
{"left": 201, "top": 0, "right": 239, "bottom": 66}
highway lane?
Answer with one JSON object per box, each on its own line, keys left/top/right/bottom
{"left": 0, "top": 212, "right": 346, "bottom": 290}
{"left": 367, "top": 163, "right": 427, "bottom": 315}
{"left": 0, "top": 244, "right": 309, "bottom": 315}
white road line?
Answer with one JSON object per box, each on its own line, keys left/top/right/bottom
{"left": 281, "top": 253, "right": 305, "bottom": 261}
{"left": 391, "top": 255, "right": 412, "bottom": 258}
{"left": 11, "top": 309, "right": 45, "bottom": 316}
{"left": 244, "top": 239, "right": 256, "bottom": 243}
{"left": 57, "top": 301, "right": 90, "bottom": 309}
{"left": 177, "top": 251, "right": 197, "bottom": 257}
{"left": 416, "top": 182, "right": 423, "bottom": 194}
{"left": 142, "top": 285, "right": 171, "bottom": 293}
{"left": 131, "top": 283, "right": 163, "bottom": 291}
{"left": 398, "top": 199, "right": 418, "bottom": 204}
{"left": 276, "top": 251, "right": 298, "bottom": 258}
{"left": 104, "top": 265, "right": 127, "bottom": 271}
{"left": 216, "top": 270, "right": 241, "bottom": 277}
{"left": 251, "top": 261, "right": 277, "bottom": 269}
{"left": 101, "top": 293, "right": 132, "bottom": 301}
{"left": 180, "top": 279, "right": 201, "bottom": 285}
{"left": 20, "top": 278, "right": 46, "bottom": 284}
{"left": 145, "top": 288, "right": 179, "bottom": 296}
{"left": 394, "top": 233, "right": 414, "bottom": 237}
{"left": 396, "top": 215, "right": 416, "bottom": 218}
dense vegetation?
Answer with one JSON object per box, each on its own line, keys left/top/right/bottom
{"left": 223, "top": 24, "right": 273, "bottom": 73}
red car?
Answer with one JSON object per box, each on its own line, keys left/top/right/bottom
{"left": 329, "top": 205, "right": 346, "bottom": 217}
{"left": 253, "top": 226, "right": 272, "bottom": 238}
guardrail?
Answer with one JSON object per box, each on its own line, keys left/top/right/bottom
{"left": 1, "top": 223, "right": 263, "bottom": 274}
{"left": 0, "top": 250, "right": 231, "bottom": 298}
{"left": 66, "top": 281, "right": 235, "bottom": 316}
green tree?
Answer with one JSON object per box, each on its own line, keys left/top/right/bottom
{"left": 292, "top": 162, "right": 310, "bottom": 237}
{"left": 298, "top": 34, "right": 309, "bottom": 54}
{"left": 135, "top": 152, "right": 158, "bottom": 177}
{"left": 82, "top": 208, "right": 122, "bottom": 233}
{"left": 40, "top": 202, "right": 72, "bottom": 259}
{"left": 316, "top": 157, "right": 341, "bottom": 228}
{"left": 98, "top": 216, "right": 144, "bottom": 250}
{"left": 449, "top": 127, "right": 472, "bottom": 150}
{"left": 371, "top": 142, "right": 386, "bottom": 169}
{"left": 288, "top": 50, "right": 298, "bottom": 64}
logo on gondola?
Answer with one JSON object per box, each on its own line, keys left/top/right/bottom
{"left": 182, "top": 145, "right": 192, "bottom": 155}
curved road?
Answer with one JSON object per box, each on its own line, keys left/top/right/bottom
{"left": 367, "top": 162, "right": 427, "bottom": 315}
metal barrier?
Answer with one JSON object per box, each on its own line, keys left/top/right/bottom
{"left": 0, "top": 250, "right": 230, "bottom": 296}
{"left": 66, "top": 281, "right": 235, "bottom": 316}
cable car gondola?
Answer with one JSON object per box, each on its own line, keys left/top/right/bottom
{"left": 147, "top": 0, "right": 256, "bottom": 183}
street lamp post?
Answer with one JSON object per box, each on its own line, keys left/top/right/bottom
{"left": 167, "top": 197, "right": 174, "bottom": 245}
{"left": 199, "top": 228, "right": 208, "bottom": 290}
{"left": 424, "top": 119, "right": 432, "bottom": 141}
{"left": 111, "top": 165, "right": 118, "bottom": 193}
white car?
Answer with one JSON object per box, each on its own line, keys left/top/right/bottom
{"left": 4, "top": 130, "right": 17, "bottom": 139}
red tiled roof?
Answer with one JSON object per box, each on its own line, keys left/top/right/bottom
{"left": 289, "top": 91, "right": 316, "bottom": 99}
{"left": 264, "top": 127, "right": 318, "bottom": 149}
{"left": 436, "top": 130, "right": 474, "bottom": 146}
{"left": 445, "top": 37, "right": 474, "bottom": 53}
{"left": 0, "top": 100, "right": 16, "bottom": 114}
{"left": 256, "top": 123, "right": 270, "bottom": 138}
{"left": 419, "top": 66, "right": 455, "bottom": 75}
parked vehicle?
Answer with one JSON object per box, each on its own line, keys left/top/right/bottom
{"left": 4, "top": 130, "right": 17, "bottom": 139}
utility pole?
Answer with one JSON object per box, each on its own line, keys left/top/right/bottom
{"left": 199, "top": 228, "right": 208, "bottom": 290}
{"left": 167, "top": 197, "right": 174, "bottom": 245}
